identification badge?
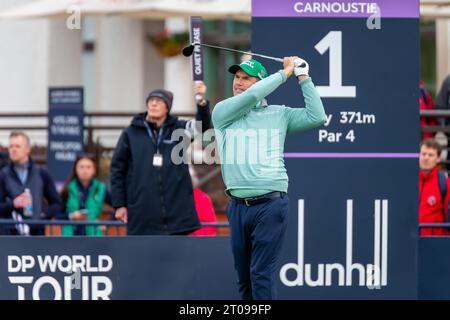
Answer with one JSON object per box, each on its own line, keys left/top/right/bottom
{"left": 153, "top": 153, "right": 163, "bottom": 167}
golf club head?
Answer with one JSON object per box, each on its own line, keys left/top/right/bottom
{"left": 182, "top": 43, "right": 196, "bottom": 57}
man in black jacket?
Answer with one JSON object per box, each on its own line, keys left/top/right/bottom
{"left": 110, "top": 82, "right": 212, "bottom": 235}
{"left": 0, "top": 131, "right": 63, "bottom": 235}
{"left": 436, "top": 75, "right": 450, "bottom": 111}
{"left": 0, "top": 151, "right": 8, "bottom": 170}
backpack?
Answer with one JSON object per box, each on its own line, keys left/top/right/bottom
{"left": 438, "top": 171, "right": 447, "bottom": 201}
{"left": 438, "top": 171, "right": 449, "bottom": 222}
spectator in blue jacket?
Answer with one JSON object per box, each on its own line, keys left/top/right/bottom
{"left": 0, "top": 131, "right": 63, "bottom": 235}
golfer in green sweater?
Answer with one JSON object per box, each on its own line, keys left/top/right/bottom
{"left": 212, "top": 56, "right": 326, "bottom": 299}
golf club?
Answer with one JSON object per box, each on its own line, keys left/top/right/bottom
{"left": 182, "top": 42, "right": 306, "bottom": 67}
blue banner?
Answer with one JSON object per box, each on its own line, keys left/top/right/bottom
{"left": 252, "top": 0, "right": 419, "bottom": 298}
{"left": 47, "top": 87, "right": 84, "bottom": 187}
{"left": 0, "top": 236, "right": 444, "bottom": 300}
{"left": 0, "top": 236, "right": 238, "bottom": 300}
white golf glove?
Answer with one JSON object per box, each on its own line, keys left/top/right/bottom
{"left": 294, "top": 58, "right": 309, "bottom": 77}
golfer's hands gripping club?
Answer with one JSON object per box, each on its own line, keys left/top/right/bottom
{"left": 294, "top": 58, "right": 309, "bottom": 80}
{"left": 283, "top": 56, "right": 297, "bottom": 79}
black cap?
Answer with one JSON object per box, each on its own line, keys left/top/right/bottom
{"left": 146, "top": 89, "right": 174, "bottom": 111}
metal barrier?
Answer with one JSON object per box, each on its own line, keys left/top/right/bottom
{"left": 0, "top": 219, "right": 124, "bottom": 226}
{"left": 419, "top": 223, "right": 450, "bottom": 237}
{"left": 419, "top": 223, "right": 450, "bottom": 228}
{"left": 2, "top": 220, "right": 446, "bottom": 235}
{"left": 0, "top": 219, "right": 230, "bottom": 236}
{"left": 420, "top": 109, "right": 450, "bottom": 134}
{"left": 0, "top": 111, "right": 195, "bottom": 154}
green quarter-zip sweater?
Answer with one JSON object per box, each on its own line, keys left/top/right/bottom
{"left": 212, "top": 70, "right": 326, "bottom": 198}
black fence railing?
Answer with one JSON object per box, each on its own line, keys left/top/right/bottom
{"left": 0, "top": 219, "right": 229, "bottom": 227}
{"left": 0, "top": 219, "right": 444, "bottom": 231}
{"left": 0, "top": 219, "right": 124, "bottom": 226}
{"left": 420, "top": 109, "right": 450, "bottom": 133}
{"left": 0, "top": 219, "right": 230, "bottom": 236}
{"left": 419, "top": 223, "right": 450, "bottom": 229}
{"left": 0, "top": 111, "right": 196, "bottom": 155}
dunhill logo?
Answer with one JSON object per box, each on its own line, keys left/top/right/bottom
{"left": 280, "top": 199, "right": 388, "bottom": 289}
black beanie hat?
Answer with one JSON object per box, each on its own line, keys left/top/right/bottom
{"left": 146, "top": 89, "right": 173, "bottom": 111}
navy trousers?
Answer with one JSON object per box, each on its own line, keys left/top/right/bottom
{"left": 227, "top": 194, "right": 289, "bottom": 300}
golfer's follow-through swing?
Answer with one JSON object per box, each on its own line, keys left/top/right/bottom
{"left": 183, "top": 18, "right": 326, "bottom": 300}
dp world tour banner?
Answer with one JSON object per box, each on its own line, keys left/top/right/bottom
{"left": 0, "top": 237, "right": 238, "bottom": 300}
{"left": 252, "top": 0, "right": 419, "bottom": 298}
{"left": 47, "top": 87, "right": 84, "bottom": 187}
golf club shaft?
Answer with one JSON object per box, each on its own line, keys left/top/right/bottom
{"left": 195, "top": 43, "right": 283, "bottom": 63}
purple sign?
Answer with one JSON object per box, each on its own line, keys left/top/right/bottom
{"left": 252, "top": 0, "right": 419, "bottom": 18}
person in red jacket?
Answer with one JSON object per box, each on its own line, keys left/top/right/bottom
{"left": 420, "top": 80, "right": 438, "bottom": 140}
{"left": 419, "top": 138, "right": 450, "bottom": 236}
{"left": 189, "top": 166, "right": 217, "bottom": 236}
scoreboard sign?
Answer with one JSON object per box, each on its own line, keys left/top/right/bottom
{"left": 252, "top": 0, "right": 419, "bottom": 299}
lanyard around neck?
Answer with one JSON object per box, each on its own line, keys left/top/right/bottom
{"left": 143, "top": 119, "right": 164, "bottom": 151}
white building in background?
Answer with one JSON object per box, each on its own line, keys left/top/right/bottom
{"left": 437, "top": 20, "right": 450, "bottom": 89}
{"left": 0, "top": 0, "right": 196, "bottom": 147}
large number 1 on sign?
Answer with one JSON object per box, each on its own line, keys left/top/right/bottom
{"left": 315, "top": 31, "right": 356, "bottom": 98}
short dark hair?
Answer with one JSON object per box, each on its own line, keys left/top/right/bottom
{"left": 420, "top": 138, "right": 442, "bottom": 156}
{"left": 9, "top": 131, "right": 30, "bottom": 146}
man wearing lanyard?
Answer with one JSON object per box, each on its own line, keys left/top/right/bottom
{"left": 111, "top": 82, "right": 211, "bottom": 235}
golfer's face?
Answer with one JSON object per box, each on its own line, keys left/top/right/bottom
{"left": 147, "top": 97, "right": 168, "bottom": 119}
{"left": 233, "top": 69, "right": 258, "bottom": 96}
{"left": 419, "top": 145, "right": 440, "bottom": 171}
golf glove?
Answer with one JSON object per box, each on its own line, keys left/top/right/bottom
{"left": 294, "top": 58, "right": 309, "bottom": 77}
